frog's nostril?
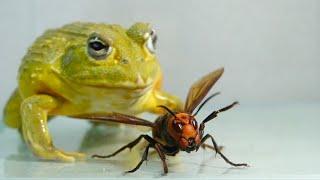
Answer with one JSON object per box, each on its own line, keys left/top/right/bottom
{"left": 120, "top": 59, "right": 129, "bottom": 64}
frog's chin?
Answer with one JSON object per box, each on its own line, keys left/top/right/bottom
{"left": 69, "top": 79, "right": 154, "bottom": 91}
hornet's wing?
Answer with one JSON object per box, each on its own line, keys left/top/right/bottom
{"left": 74, "top": 112, "right": 155, "bottom": 128}
{"left": 184, "top": 68, "right": 224, "bottom": 114}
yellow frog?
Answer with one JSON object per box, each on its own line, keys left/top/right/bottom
{"left": 3, "top": 22, "right": 182, "bottom": 162}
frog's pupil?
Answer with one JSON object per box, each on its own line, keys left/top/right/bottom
{"left": 90, "top": 41, "right": 106, "bottom": 51}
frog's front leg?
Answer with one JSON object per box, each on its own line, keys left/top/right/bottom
{"left": 146, "top": 90, "right": 183, "bottom": 114}
{"left": 21, "top": 94, "right": 86, "bottom": 162}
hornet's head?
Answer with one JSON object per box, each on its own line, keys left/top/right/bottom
{"left": 158, "top": 92, "right": 237, "bottom": 153}
{"left": 166, "top": 112, "right": 201, "bottom": 153}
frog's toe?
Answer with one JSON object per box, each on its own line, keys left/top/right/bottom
{"left": 53, "top": 151, "right": 77, "bottom": 162}
{"left": 35, "top": 148, "right": 86, "bottom": 162}
{"left": 63, "top": 151, "right": 87, "bottom": 161}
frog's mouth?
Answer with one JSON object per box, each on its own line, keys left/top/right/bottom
{"left": 84, "top": 77, "right": 154, "bottom": 90}
{"left": 59, "top": 62, "right": 160, "bottom": 90}
{"left": 64, "top": 73, "right": 156, "bottom": 91}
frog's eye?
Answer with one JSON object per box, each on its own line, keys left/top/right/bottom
{"left": 145, "top": 29, "right": 157, "bottom": 54}
{"left": 87, "top": 36, "right": 112, "bottom": 60}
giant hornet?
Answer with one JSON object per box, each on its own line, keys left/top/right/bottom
{"left": 78, "top": 68, "right": 248, "bottom": 174}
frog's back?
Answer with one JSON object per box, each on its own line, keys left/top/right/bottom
{"left": 22, "top": 22, "right": 98, "bottom": 64}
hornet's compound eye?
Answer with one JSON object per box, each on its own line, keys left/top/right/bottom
{"left": 87, "top": 35, "right": 112, "bottom": 60}
{"left": 173, "top": 120, "right": 183, "bottom": 133}
{"left": 191, "top": 119, "right": 198, "bottom": 129}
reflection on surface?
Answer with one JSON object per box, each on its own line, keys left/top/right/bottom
{"left": 0, "top": 123, "right": 5, "bottom": 132}
{"left": 2, "top": 115, "right": 248, "bottom": 178}
{"left": 79, "top": 123, "right": 150, "bottom": 170}
{"left": 3, "top": 104, "right": 320, "bottom": 178}
{"left": 2, "top": 123, "right": 222, "bottom": 178}
{"left": 3, "top": 123, "right": 155, "bottom": 177}
{"left": 3, "top": 122, "right": 188, "bottom": 177}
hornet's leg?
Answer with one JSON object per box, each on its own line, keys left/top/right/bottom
{"left": 200, "top": 134, "right": 248, "bottom": 167}
{"left": 92, "top": 134, "right": 153, "bottom": 159}
{"left": 21, "top": 95, "right": 85, "bottom": 162}
{"left": 92, "top": 135, "right": 171, "bottom": 173}
{"left": 201, "top": 144, "right": 224, "bottom": 152}
{"left": 126, "top": 145, "right": 151, "bottom": 173}
{"left": 124, "top": 135, "right": 156, "bottom": 173}
{"left": 202, "top": 101, "right": 239, "bottom": 124}
{"left": 154, "top": 143, "right": 168, "bottom": 174}
{"left": 199, "top": 102, "right": 239, "bottom": 137}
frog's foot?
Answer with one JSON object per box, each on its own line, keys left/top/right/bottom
{"left": 63, "top": 150, "right": 86, "bottom": 161}
{"left": 149, "top": 91, "right": 184, "bottom": 115}
{"left": 21, "top": 95, "right": 87, "bottom": 162}
{"left": 35, "top": 148, "right": 86, "bottom": 162}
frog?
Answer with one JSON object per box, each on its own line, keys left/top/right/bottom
{"left": 3, "top": 22, "right": 183, "bottom": 162}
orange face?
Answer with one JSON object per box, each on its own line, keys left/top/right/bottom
{"left": 167, "top": 113, "right": 201, "bottom": 152}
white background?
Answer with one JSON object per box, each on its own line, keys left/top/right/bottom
{"left": 1, "top": 0, "right": 320, "bottom": 110}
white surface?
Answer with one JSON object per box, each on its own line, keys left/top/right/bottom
{"left": 1, "top": 103, "right": 320, "bottom": 179}
{"left": 1, "top": 0, "right": 320, "bottom": 108}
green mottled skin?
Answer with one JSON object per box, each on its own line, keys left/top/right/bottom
{"left": 3, "top": 22, "right": 182, "bottom": 162}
